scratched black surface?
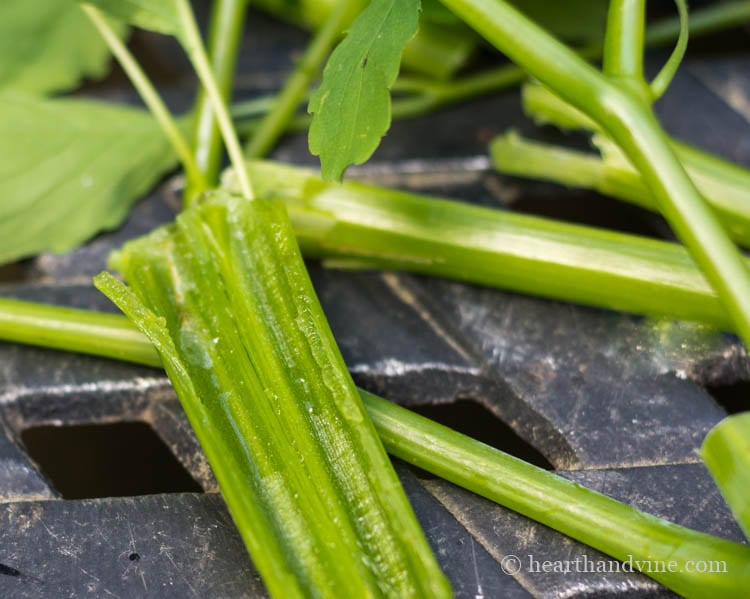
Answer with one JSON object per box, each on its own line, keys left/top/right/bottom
{"left": 2, "top": 8, "right": 750, "bottom": 599}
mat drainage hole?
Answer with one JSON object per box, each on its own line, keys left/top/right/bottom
{"left": 129, "top": 553, "right": 141, "bottom": 562}
{"left": 706, "top": 381, "right": 750, "bottom": 415}
{"left": 407, "top": 399, "right": 553, "bottom": 478}
{"left": 21, "top": 421, "right": 203, "bottom": 499}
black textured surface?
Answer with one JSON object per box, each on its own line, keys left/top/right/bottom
{"left": 2, "top": 9, "right": 750, "bottom": 599}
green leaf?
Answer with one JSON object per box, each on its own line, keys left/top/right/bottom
{"left": 0, "top": 0, "right": 125, "bottom": 94}
{"left": 80, "top": 0, "right": 181, "bottom": 37}
{"left": 308, "top": 0, "right": 421, "bottom": 180}
{"left": 649, "top": 0, "right": 688, "bottom": 99}
{"left": 0, "top": 92, "right": 177, "bottom": 265}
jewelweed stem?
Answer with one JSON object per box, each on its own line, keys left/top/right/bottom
{"left": 244, "top": 0, "right": 354, "bottom": 159}
{"left": 188, "top": 0, "right": 248, "bottom": 201}
{"left": 81, "top": 5, "right": 205, "bottom": 189}
{"left": 176, "top": 0, "right": 253, "bottom": 199}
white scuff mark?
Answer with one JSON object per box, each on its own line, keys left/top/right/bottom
{"left": 470, "top": 537, "right": 485, "bottom": 599}
{"left": 348, "top": 155, "right": 491, "bottom": 188}
{"left": 348, "top": 359, "right": 480, "bottom": 377}
{"left": 0, "top": 376, "right": 170, "bottom": 406}
{"left": 381, "top": 272, "right": 477, "bottom": 363}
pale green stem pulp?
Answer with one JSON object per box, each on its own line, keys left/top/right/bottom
{"left": 95, "top": 193, "right": 451, "bottom": 598}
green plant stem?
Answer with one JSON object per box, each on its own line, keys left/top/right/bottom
{"left": 229, "top": 1, "right": 750, "bottom": 139}
{"left": 224, "top": 160, "right": 738, "bottom": 329}
{"left": 702, "top": 413, "right": 750, "bottom": 541}
{"left": 244, "top": 0, "right": 353, "bottom": 159}
{"left": 175, "top": 0, "right": 253, "bottom": 198}
{"left": 490, "top": 130, "right": 750, "bottom": 248}
{"left": 97, "top": 192, "right": 450, "bottom": 598}
{"left": 603, "top": 0, "right": 646, "bottom": 86}
{"left": 81, "top": 5, "right": 204, "bottom": 188}
{"left": 520, "top": 83, "right": 750, "bottom": 247}
{"left": 394, "top": 0, "right": 750, "bottom": 109}
{"left": 440, "top": 0, "right": 750, "bottom": 348}
{"left": 649, "top": 0, "right": 688, "bottom": 99}
{"left": 367, "top": 390, "right": 750, "bottom": 598}
{"left": 2, "top": 295, "right": 749, "bottom": 596}
{"left": 188, "top": 0, "right": 248, "bottom": 200}
{"left": 0, "top": 297, "right": 160, "bottom": 367}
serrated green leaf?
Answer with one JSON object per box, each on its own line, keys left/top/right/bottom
{"left": 0, "top": 0, "right": 125, "bottom": 95}
{"left": 308, "top": 0, "right": 421, "bottom": 181}
{"left": 80, "top": 0, "right": 182, "bottom": 37}
{"left": 0, "top": 92, "right": 177, "bottom": 265}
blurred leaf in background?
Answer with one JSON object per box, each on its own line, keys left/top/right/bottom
{"left": 0, "top": 0, "right": 126, "bottom": 94}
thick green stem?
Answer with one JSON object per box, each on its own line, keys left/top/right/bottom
{"left": 226, "top": 161, "right": 738, "bottom": 329}
{"left": 521, "top": 83, "right": 750, "bottom": 247}
{"left": 81, "top": 5, "right": 204, "bottom": 188}
{"left": 490, "top": 130, "right": 750, "bottom": 248}
{"left": 188, "top": 0, "right": 248, "bottom": 201}
{"left": 439, "top": 0, "right": 750, "bottom": 347}
{"left": 96, "top": 193, "right": 450, "bottom": 598}
{"left": 603, "top": 0, "right": 646, "bottom": 85}
{"left": 244, "top": 0, "right": 353, "bottom": 159}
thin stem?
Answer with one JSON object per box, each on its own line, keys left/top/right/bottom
{"left": 490, "top": 129, "right": 750, "bottom": 248}
{"left": 649, "top": 0, "right": 689, "bottom": 100}
{"left": 245, "top": 0, "right": 353, "bottom": 159}
{"left": 0, "top": 297, "right": 160, "bottom": 367}
{"left": 603, "top": 0, "right": 646, "bottom": 83}
{"left": 176, "top": 0, "right": 253, "bottom": 198}
{"left": 82, "top": 5, "right": 204, "bottom": 188}
{"left": 440, "top": 0, "right": 750, "bottom": 348}
{"left": 188, "top": 0, "right": 248, "bottom": 202}
{"left": 645, "top": 0, "right": 750, "bottom": 46}
{"left": 364, "top": 390, "right": 750, "bottom": 597}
